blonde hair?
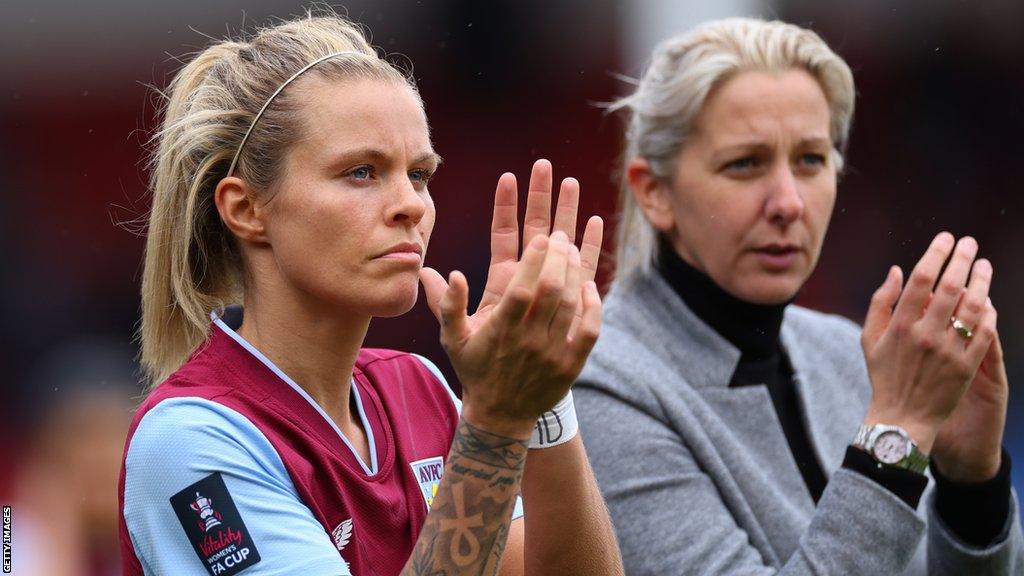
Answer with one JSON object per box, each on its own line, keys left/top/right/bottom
{"left": 140, "top": 12, "right": 415, "bottom": 389}
{"left": 609, "top": 18, "right": 855, "bottom": 280}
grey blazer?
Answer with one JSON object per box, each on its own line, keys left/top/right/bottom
{"left": 575, "top": 269, "right": 1023, "bottom": 575}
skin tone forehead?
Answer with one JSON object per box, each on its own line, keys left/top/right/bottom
{"left": 691, "top": 68, "right": 832, "bottom": 155}
{"left": 287, "top": 76, "right": 439, "bottom": 169}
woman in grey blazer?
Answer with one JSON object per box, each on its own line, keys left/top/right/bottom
{"left": 574, "top": 18, "right": 1022, "bottom": 575}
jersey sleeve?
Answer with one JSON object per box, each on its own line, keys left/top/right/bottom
{"left": 123, "top": 396, "right": 351, "bottom": 576}
{"left": 412, "top": 354, "right": 524, "bottom": 522}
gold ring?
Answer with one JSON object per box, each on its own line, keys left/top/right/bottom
{"left": 951, "top": 316, "right": 973, "bottom": 340}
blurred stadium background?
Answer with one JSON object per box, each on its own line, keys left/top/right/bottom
{"left": 2, "top": 1, "right": 1022, "bottom": 573}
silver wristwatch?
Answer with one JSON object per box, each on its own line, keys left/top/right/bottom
{"left": 852, "top": 424, "right": 929, "bottom": 474}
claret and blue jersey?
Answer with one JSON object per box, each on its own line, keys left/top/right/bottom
{"left": 118, "top": 308, "right": 522, "bottom": 576}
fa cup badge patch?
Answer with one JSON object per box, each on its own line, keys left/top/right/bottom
{"left": 409, "top": 456, "right": 444, "bottom": 509}
{"left": 171, "top": 472, "right": 261, "bottom": 576}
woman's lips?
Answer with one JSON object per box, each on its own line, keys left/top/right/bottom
{"left": 376, "top": 251, "right": 422, "bottom": 264}
{"left": 753, "top": 246, "right": 799, "bottom": 270}
{"left": 374, "top": 242, "right": 423, "bottom": 265}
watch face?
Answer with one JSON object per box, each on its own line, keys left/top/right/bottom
{"left": 873, "top": 431, "right": 908, "bottom": 465}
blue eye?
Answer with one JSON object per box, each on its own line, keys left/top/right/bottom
{"left": 724, "top": 157, "right": 758, "bottom": 172}
{"left": 410, "top": 169, "right": 435, "bottom": 185}
{"left": 801, "top": 154, "right": 826, "bottom": 166}
{"left": 349, "top": 166, "right": 373, "bottom": 180}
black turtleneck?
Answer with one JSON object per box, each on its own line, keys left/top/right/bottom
{"left": 655, "top": 237, "right": 828, "bottom": 502}
{"left": 655, "top": 237, "right": 1012, "bottom": 545}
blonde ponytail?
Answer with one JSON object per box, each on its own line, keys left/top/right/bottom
{"left": 139, "top": 12, "right": 413, "bottom": 389}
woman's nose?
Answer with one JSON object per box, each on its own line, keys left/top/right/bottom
{"left": 386, "top": 177, "right": 427, "bottom": 226}
{"left": 764, "top": 165, "right": 804, "bottom": 226}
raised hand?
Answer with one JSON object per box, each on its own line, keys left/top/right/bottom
{"left": 419, "top": 160, "right": 604, "bottom": 438}
{"left": 932, "top": 290, "right": 1008, "bottom": 482}
{"left": 421, "top": 159, "right": 603, "bottom": 340}
{"left": 860, "top": 233, "right": 998, "bottom": 454}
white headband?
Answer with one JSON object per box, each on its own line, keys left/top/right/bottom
{"left": 226, "top": 50, "right": 364, "bottom": 177}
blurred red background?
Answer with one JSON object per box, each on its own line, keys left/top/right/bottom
{"left": 2, "top": 1, "right": 1021, "bottom": 574}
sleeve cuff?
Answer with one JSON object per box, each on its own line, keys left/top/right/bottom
{"left": 932, "top": 446, "right": 1013, "bottom": 547}
{"left": 842, "top": 445, "right": 929, "bottom": 509}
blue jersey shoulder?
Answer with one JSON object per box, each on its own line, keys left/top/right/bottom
{"left": 123, "top": 397, "right": 350, "bottom": 576}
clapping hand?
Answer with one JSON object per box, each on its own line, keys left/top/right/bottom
{"left": 419, "top": 160, "right": 604, "bottom": 438}
{"left": 861, "top": 232, "right": 1005, "bottom": 478}
{"left": 932, "top": 302, "right": 1008, "bottom": 483}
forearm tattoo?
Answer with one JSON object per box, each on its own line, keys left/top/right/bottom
{"left": 404, "top": 418, "right": 528, "bottom": 576}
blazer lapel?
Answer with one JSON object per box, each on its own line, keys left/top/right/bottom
{"left": 781, "top": 313, "right": 871, "bottom": 476}
{"left": 603, "top": 272, "right": 738, "bottom": 390}
{"left": 605, "top": 272, "right": 817, "bottom": 511}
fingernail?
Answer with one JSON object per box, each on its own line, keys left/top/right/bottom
{"left": 960, "top": 236, "right": 977, "bottom": 251}
{"left": 551, "top": 230, "right": 568, "bottom": 242}
{"left": 937, "top": 231, "right": 954, "bottom": 246}
{"left": 886, "top": 266, "right": 897, "bottom": 283}
{"left": 532, "top": 235, "right": 549, "bottom": 250}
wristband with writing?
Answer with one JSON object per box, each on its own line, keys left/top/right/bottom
{"left": 529, "top": 391, "right": 579, "bottom": 449}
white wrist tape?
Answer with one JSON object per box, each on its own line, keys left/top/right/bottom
{"left": 529, "top": 391, "right": 579, "bottom": 449}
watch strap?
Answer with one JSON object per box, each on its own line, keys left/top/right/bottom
{"left": 904, "top": 442, "right": 929, "bottom": 474}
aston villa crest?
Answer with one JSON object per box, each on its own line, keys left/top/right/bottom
{"left": 409, "top": 456, "right": 444, "bottom": 509}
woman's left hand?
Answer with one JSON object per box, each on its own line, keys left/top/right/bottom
{"left": 931, "top": 300, "right": 1010, "bottom": 483}
{"left": 419, "top": 158, "right": 604, "bottom": 340}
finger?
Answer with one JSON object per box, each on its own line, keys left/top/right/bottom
{"left": 477, "top": 172, "right": 520, "bottom": 311}
{"left": 549, "top": 243, "right": 582, "bottom": 341}
{"left": 419, "top": 267, "right": 449, "bottom": 324}
{"left": 571, "top": 216, "right": 605, "bottom": 336}
{"left": 924, "top": 236, "right": 979, "bottom": 328}
{"left": 439, "top": 270, "right": 471, "bottom": 345}
{"left": 862, "top": 265, "right": 903, "bottom": 347}
{"left": 964, "top": 300, "right": 998, "bottom": 368}
{"left": 950, "top": 258, "right": 992, "bottom": 345}
{"left": 527, "top": 231, "right": 570, "bottom": 329}
{"left": 579, "top": 215, "right": 604, "bottom": 284}
{"left": 551, "top": 177, "right": 580, "bottom": 243}
{"left": 489, "top": 172, "right": 520, "bottom": 264}
{"left": 892, "top": 232, "right": 955, "bottom": 325}
{"left": 566, "top": 280, "right": 602, "bottom": 367}
{"left": 978, "top": 309, "right": 1007, "bottom": 378}
{"left": 495, "top": 234, "right": 549, "bottom": 326}
{"left": 522, "top": 159, "right": 553, "bottom": 247}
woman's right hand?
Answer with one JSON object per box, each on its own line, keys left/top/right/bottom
{"left": 860, "top": 232, "right": 997, "bottom": 453}
{"left": 420, "top": 161, "right": 604, "bottom": 440}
